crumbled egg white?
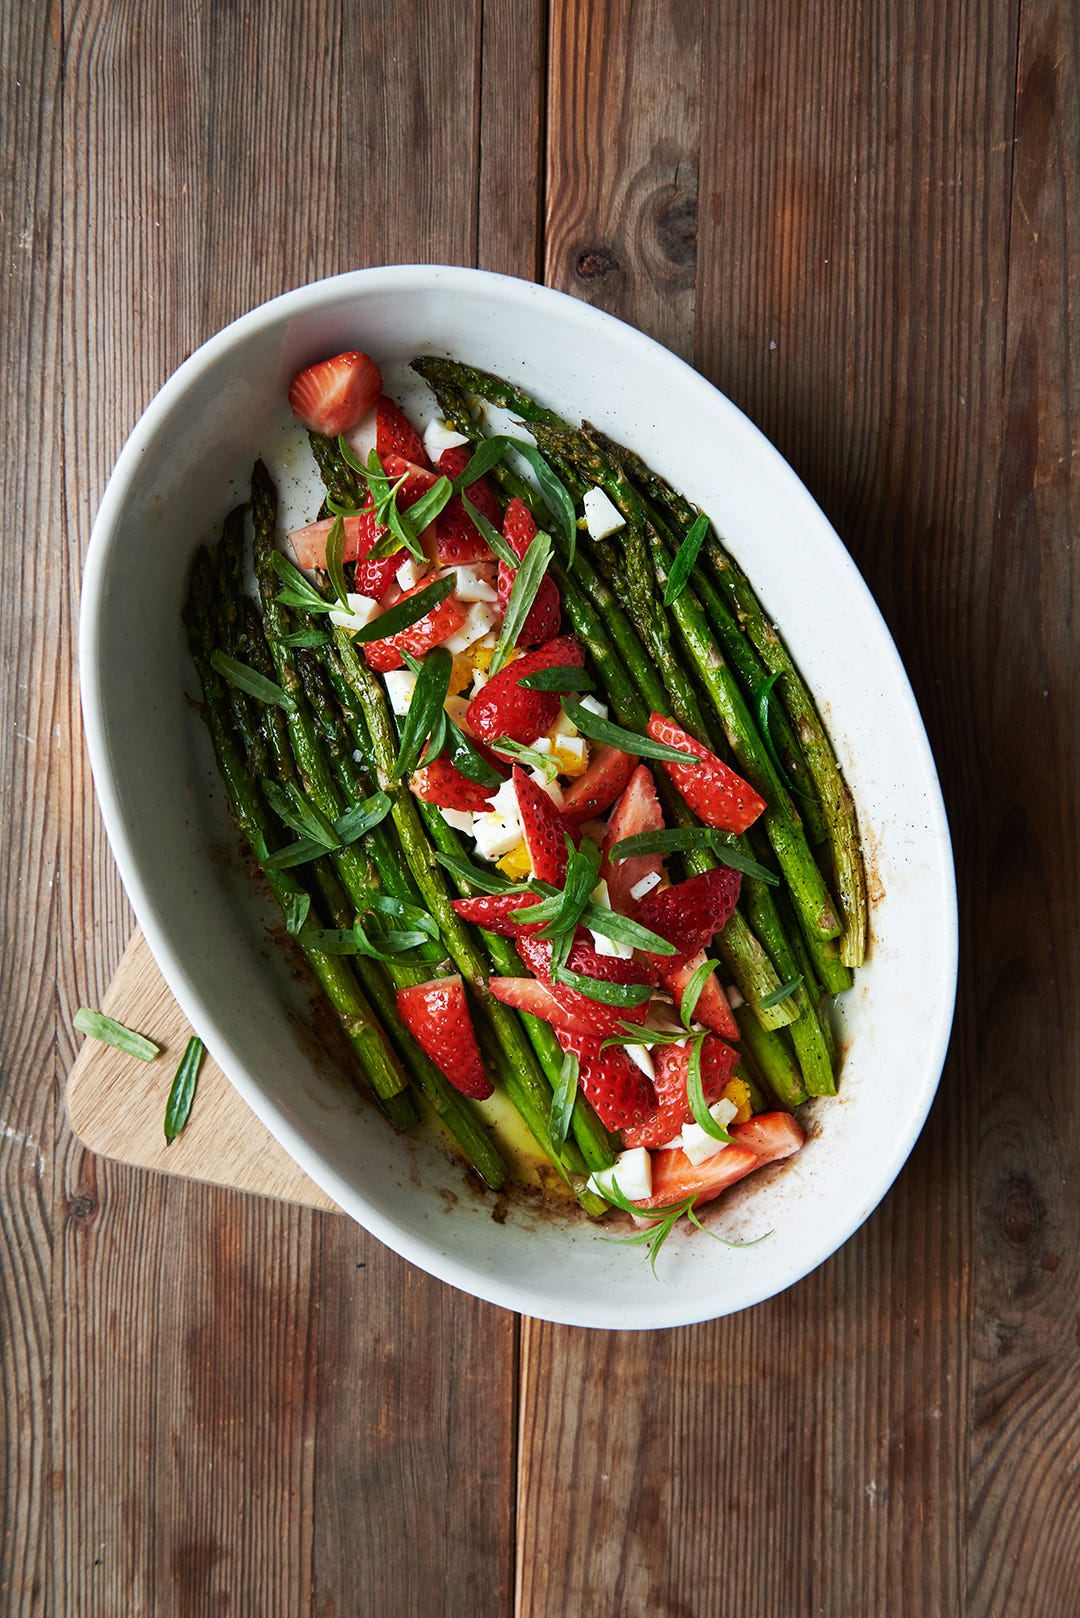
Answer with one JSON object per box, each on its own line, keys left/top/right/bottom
{"left": 586, "top": 879, "right": 633, "bottom": 959}
{"left": 342, "top": 407, "right": 378, "bottom": 466}
{"left": 395, "top": 555, "right": 425, "bottom": 593}
{"left": 423, "top": 417, "right": 471, "bottom": 462}
{"left": 588, "top": 1147, "right": 652, "bottom": 1204}
{"left": 629, "top": 869, "right": 663, "bottom": 903}
{"left": 382, "top": 668, "right": 418, "bottom": 718}
{"left": 441, "top": 808, "right": 476, "bottom": 836}
{"left": 445, "top": 600, "right": 499, "bottom": 654}
{"left": 583, "top": 486, "right": 626, "bottom": 541}
{"left": 622, "top": 1043, "right": 656, "bottom": 1084}
{"left": 679, "top": 1099, "right": 740, "bottom": 1166}
{"left": 577, "top": 693, "right": 609, "bottom": 721}
{"left": 442, "top": 564, "right": 498, "bottom": 602}
{"left": 471, "top": 776, "right": 524, "bottom": 861}
{"left": 444, "top": 694, "right": 472, "bottom": 729}
{"left": 725, "top": 984, "right": 745, "bottom": 1010}
{"left": 330, "top": 593, "right": 382, "bottom": 632}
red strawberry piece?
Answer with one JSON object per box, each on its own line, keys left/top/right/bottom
{"left": 466, "top": 635, "right": 586, "bottom": 745}
{"left": 554, "top": 1028, "right": 653, "bottom": 1131}
{"left": 513, "top": 766, "right": 569, "bottom": 884}
{"left": 435, "top": 496, "right": 496, "bottom": 565}
{"left": 621, "top": 1035, "right": 740, "bottom": 1149}
{"left": 288, "top": 509, "right": 406, "bottom": 598}
{"left": 288, "top": 351, "right": 383, "bottom": 437}
{"left": 451, "top": 892, "right": 547, "bottom": 937}
{"left": 516, "top": 934, "right": 658, "bottom": 1035}
{"left": 601, "top": 764, "right": 664, "bottom": 913}
{"left": 496, "top": 499, "right": 562, "bottom": 646}
{"left": 376, "top": 396, "right": 431, "bottom": 468}
{"left": 437, "top": 446, "right": 505, "bottom": 527}
{"left": 647, "top": 714, "right": 767, "bottom": 834}
{"left": 488, "top": 976, "right": 582, "bottom": 1027}
{"left": 363, "top": 582, "right": 467, "bottom": 672}
{"left": 660, "top": 949, "right": 739, "bottom": 1040}
{"left": 395, "top": 975, "right": 492, "bottom": 1099}
{"left": 381, "top": 453, "right": 439, "bottom": 509}
{"left": 632, "top": 1111, "right": 804, "bottom": 1211}
{"left": 635, "top": 866, "right": 742, "bottom": 964}
{"left": 410, "top": 751, "right": 508, "bottom": 813}
{"left": 560, "top": 744, "right": 637, "bottom": 826}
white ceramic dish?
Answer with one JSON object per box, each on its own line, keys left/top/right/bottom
{"left": 80, "top": 265, "right": 957, "bottom": 1329}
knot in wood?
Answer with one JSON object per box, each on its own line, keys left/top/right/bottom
{"left": 655, "top": 193, "right": 697, "bottom": 268}
{"left": 68, "top": 1194, "right": 96, "bottom": 1221}
{"left": 1000, "top": 1173, "right": 1040, "bottom": 1248}
{"left": 575, "top": 247, "right": 621, "bottom": 281}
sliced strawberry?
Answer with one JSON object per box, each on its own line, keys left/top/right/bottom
{"left": 466, "top": 636, "right": 586, "bottom": 745}
{"left": 601, "top": 764, "right": 665, "bottom": 913}
{"left": 451, "top": 892, "right": 547, "bottom": 937}
{"left": 437, "top": 446, "right": 505, "bottom": 527}
{"left": 631, "top": 1111, "right": 804, "bottom": 1211}
{"left": 661, "top": 950, "right": 740, "bottom": 1040}
{"left": 555, "top": 1028, "right": 653, "bottom": 1131}
{"left": 435, "top": 496, "right": 496, "bottom": 565}
{"left": 561, "top": 744, "right": 637, "bottom": 826}
{"left": 381, "top": 454, "right": 439, "bottom": 508}
{"left": 621, "top": 1036, "right": 740, "bottom": 1149}
{"left": 488, "top": 976, "right": 584, "bottom": 1028}
{"left": 513, "top": 767, "right": 569, "bottom": 884}
{"left": 288, "top": 509, "right": 405, "bottom": 598}
{"left": 647, "top": 714, "right": 766, "bottom": 834}
{"left": 496, "top": 499, "right": 562, "bottom": 645}
{"left": 516, "top": 934, "right": 658, "bottom": 1034}
{"left": 376, "top": 396, "right": 430, "bottom": 467}
{"left": 288, "top": 351, "right": 383, "bottom": 437}
{"left": 363, "top": 582, "right": 467, "bottom": 672}
{"left": 396, "top": 975, "right": 492, "bottom": 1099}
{"left": 411, "top": 751, "right": 508, "bottom": 813}
{"left": 635, "top": 866, "right": 742, "bottom": 964}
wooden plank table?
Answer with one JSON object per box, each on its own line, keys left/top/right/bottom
{"left": 3, "top": 1, "right": 1077, "bottom": 1612}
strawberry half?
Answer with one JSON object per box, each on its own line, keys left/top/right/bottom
{"left": 466, "top": 636, "right": 585, "bottom": 745}
{"left": 396, "top": 975, "right": 492, "bottom": 1099}
{"left": 363, "top": 582, "right": 466, "bottom": 672}
{"left": 437, "top": 445, "right": 505, "bottom": 528}
{"left": 554, "top": 1028, "right": 653, "bottom": 1131}
{"left": 451, "top": 892, "right": 547, "bottom": 937}
{"left": 496, "top": 499, "right": 562, "bottom": 645}
{"left": 631, "top": 1112, "right": 804, "bottom": 1212}
{"left": 635, "top": 866, "right": 742, "bottom": 964}
{"left": 516, "top": 934, "right": 658, "bottom": 1034}
{"left": 621, "top": 1035, "right": 740, "bottom": 1149}
{"left": 660, "top": 950, "right": 739, "bottom": 1040}
{"left": 647, "top": 714, "right": 766, "bottom": 834}
{"left": 514, "top": 767, "right": 569, "bottom": 884}
{"left": 601, "top": 764, "right": 664, "bottom": 913}
{"left": 560, "top": 744, "right": 637, "bottom": 826}
{"left": 288, "top": 351, "right": 383, "bottom": 437}
{"left": 411, "top": 746, "right": 509, "bottom": 813}
{"left": 381, "top": 454, "right": 439, "bottom": 508}
{"left": 434, "top": 444, "right": 505, "bottom": 564}
{"left": 376, "top": 396, "right": 431, "bottom": 468}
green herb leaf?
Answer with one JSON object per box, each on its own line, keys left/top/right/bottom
{"left": 663, "top": 514, "right": 710, "bottom": 607}
{"left": 334, "top": 792, "right": 394, "bottom": 844}
{"left": 708, "top": 842, "right": 781, "bottom": 885}
{"left": 516, "top": 665, "right": 597, "bottom": 693}
{"left": 679, "top": 957, "right": 720, "bottom": 1029}
{"left": 508, "top": 893, "right": 562, "bottom": 924}
{"left": 281, "top": 888, "right": 311, "bottom": 934}
{"left": 454, "top": 435, "right": 509, "bottom": 487}
{"left": 755, "top": 669, "right": 792, "bottom": 789}
{"left": 335, "top": 435, "right": 371, "bottom": 477}
{"left": 433, "top": 852, "right": 530, "bottom": 894}
{"left": 326, "top": 494, "right": 363, "bottom": 518}
{"left": 460, "top": 494, "right": 520, "bottom": 569}
{"left": 549, "top": 1050, "right": 579, "bottom": 1151}
{"left": 324, "top": 514, "right": 350, "bottom": 608}
{"left": 553, "top": 968, "right": 654, "bottom": 1008}
{"left": 279, "top": 628, "right": 332, "bottom": 649}
{"left": 394, "top": 648, "right": 453, "bottom": 777}
{"left": 538, "top": 836, "right": 602, "bottom": 942}
{"left": 164, "top": 1035, "right": 205, "bottom": 1142}
{"left": 210, "top": 650, "right": 294, "bottom": 711}
{"left": 560, "top": 699, "right": 700, "bottom": 765}
{"left": 262, "top": 779, "right": 341, "bottom": 850}
{"left": 549, "top": 927, "right": 574, "bottom": 982}
{"left": 444, "top": 716, "right": 506, "bottom": 786}
{"left": 600, "top": 1024, "right": 690, "bottom": 1050}
{"left": 346, "top": 573, "right": 457, "bottom": 643}
{"left": 606, "top": 826, "right": 780, "bottom": 886}
{"left": 577, "top": 902, "right": 677, "bottom": 956}
{"left": 490, "top": 735, "right": 559, "bottom": 781}
{"left": 757, "top": 975, "right": 804, "bottom": 1010}
{"left": 419, "top": 708, "right": 447, "bottom": 767}
{"left": 74, "top": 1006, "right": 160, "bottom": 1062}
{"left": 269, "top": 551, "right": 333, "bottom": 613}
{"left": 687, "top": 1031, "right": 732, "bottom": 1141}
{"left": 363, "top": 894, "right": 440, "bottom": 940}
{"left": 489, "top": 530, "right": 554, "bottom": 675}
{"left": 401, "top": 474, "right": 454, "bottom": 536}
{"left": 508, "top": 440, "right": 578, "bottom": 564}
{"left": 263, "top": 837, "right": 327, "bottom": 871}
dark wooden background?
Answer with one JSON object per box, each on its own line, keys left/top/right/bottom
{"left": 3, "top": 1, "right": 1077, "bottom": 1612}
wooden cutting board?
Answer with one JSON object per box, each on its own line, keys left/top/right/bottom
{"left": 65, "top": 928, "right": 341, "bottom": 1212}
